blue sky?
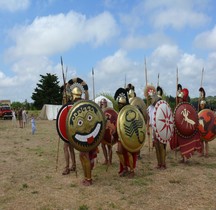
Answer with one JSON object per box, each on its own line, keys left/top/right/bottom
{"left": 0, "top": 0, "right": 216, "bottom": 103}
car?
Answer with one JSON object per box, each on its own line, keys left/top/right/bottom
{"left": 0, "top": 105, "right": 13, "bottom": 120}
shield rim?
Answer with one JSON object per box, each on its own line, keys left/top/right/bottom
{"left": 117, "top": 104, "right": 145, "bottom": 153}
{"left": 56, "top": 104, "right": 72, "bottom": 143}
{"left": 198, "top": 108, "right": 216, "bottom": 142}
{"left": 174, "top": 102, "right": 198, "bottom": 138}
{"left": 102, "top": 107, "right": 118, "bottom": 145}
{"left": 66, "top": 100, "right": 106, "bottom": 152}
{"left": 153, "top": 100, "right": 174, "bottom": 144}
{"left": 130, "top": 96, "right": 147, "bottom": 121}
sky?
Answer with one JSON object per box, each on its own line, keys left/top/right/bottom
{"left": 0, "top": 0, "right": 216, "bottom": 103}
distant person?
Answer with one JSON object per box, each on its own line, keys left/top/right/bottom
{"left": 11, "top": 109, "right": 17, "bottom": 127}
{"left": 18, "top": 108, "right": 23, "bottom": 128}
{"left": 22, "top": 109, "right": 28, "bottom": 128}
{"left": 31, "top": 114, "right": 36, "bottom": 135}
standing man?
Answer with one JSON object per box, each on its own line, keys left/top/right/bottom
{"left": 145, "top": 85, "right": 168, "bottom": 169}
{"left": 61, "top": 84, "right": 76, "bottom": 175}
{"left": 115, "top": 88, "right": 134, "bottom": 177}
{"left": 198, "top": 87, "right": 209, "bottom": 157}
{"left": 66, "top": 77, "right": 101, "bottom": 186}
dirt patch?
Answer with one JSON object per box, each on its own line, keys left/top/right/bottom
{"left": 0, "top": 119, "right": 216, "bottom": 210}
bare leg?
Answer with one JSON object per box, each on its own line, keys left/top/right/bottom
{"left": 62, "top": 143, "right": 70, "bottom": 175}
{"left": 68, "top": 144, "right": 76, "bottom": 170}
{"left": 101, "top": 143, "right": 108, "bottom": 165}
{"left": 205, "top": 142, "right": 209, "bottom": 157}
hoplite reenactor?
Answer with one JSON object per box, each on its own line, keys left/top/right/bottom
{"left": 100, "top": 98, "right": 118, "bottom": 165}
{"left": 198, "top": 87, "right": 216, "bottom": 157}
{"left": 145, "top": 85, "right": 174, "bottom": 169}
{"left": 115, "top": 87, "right": 145, "bottom": 178}
{"left": 126, "top": 83, "right": 147, "bottom": 159}
{"left": 171, "top": 85, "right": 202, "bottom": 163}
{"left": 66, "top": 78, "right": 106, "bottom": 186}
{"left": 56, "top": 84, "right": 76, "bottom": 175}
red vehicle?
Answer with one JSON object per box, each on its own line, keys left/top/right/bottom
{"left": 0, "top": 105, "right": 13, "bottom": 120}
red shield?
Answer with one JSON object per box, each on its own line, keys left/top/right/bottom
{"left": 102, "top": 107, "right": 118, "bottom": 145}
{"left": 174, "top": 102, "right": 198, "bottom": 138}
{"left": 198, "top": 109, "right": 216, "bottom": 142}
{"left": 153, "top": 100, "right": 174, "bottom": 144}
{"left": 56, "top": 104, "right": 72, "bottom": 143}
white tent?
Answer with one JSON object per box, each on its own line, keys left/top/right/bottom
{"left": 94, "top": 96, "right": 113, "bottom": 108}
{"left": 38, "top": 104, "right": 62, "bottom": 120}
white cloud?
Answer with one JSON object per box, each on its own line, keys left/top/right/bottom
{"left": 5, "top": 11, "right": 118, "bottom": 60}
{"left": 194, "top": 25, "right": 216, "bottom": 50}
{"left": 144, "top": 0, "right": 210, "bottom": 29}
{"left": 0, "top": 0, "right": 30, "bottom": 12}
{"left": 91, "top": 44, "right": 216, "bottom": 99}
{"left": 121, "top": 33, "right": 172, "bottom": 50}
{"left": 152, "top": 8, "right": 209, "bottom": 30}
{"left": 93, "top": 50, "right": 143, "bottom": 95}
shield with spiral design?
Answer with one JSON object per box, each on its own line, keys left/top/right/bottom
{"left": 117, "top": 104, "right": 145, "bottom": 153}
{"left": 66, "top": 100, "right": 106, "bottom": 152}
{"left": 56, "top": 104, "right": 73, "bottom": 143}
{"left": 198, "top": 108, "right": 216, "bottom": 142}
{"left": 152, "top": 100, "right": 174, "bottom": 144}
{"left": 174, "top": 102, "right": 199, "bottom": 138}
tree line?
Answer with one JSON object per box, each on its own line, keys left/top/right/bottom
{"left": 10, "top": 73, "right": 216, "bottom": 111}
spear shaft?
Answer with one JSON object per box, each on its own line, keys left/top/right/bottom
{"left": 92, "top": 68, "right": 95, "bottom": 101}
{"left": 145, "top": 58, "right": 151, "bottom": 153}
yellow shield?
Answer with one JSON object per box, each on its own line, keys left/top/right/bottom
{"left": 117, "top": 105, "right": 146, "bottom": 153}
{"left": 66, "top": 100, "right": 106, "bottom": 152}
{"left": 130, "top": 97, "right": 147, "bottom": 122}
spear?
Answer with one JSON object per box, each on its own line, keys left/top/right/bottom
{"left": 61, "top": 56, "right": 67, "bottom": 102}
{"left": 198, "top": 67, "right": 204, "bottom": 112}
{"left": 56, "top": 56, "right": 66, "bottom": 172}
{"left": 157, "top": 73, "right": 160, "bottom": 87}
{"left": 92, "top": 68, "right": 95, "bottom": 102}
{"left": 201, "top": 67, "right": 204, "bottom": 87}
{"left": 145, "top": 58, "right": 151, "bottom": 153}
{"left": 176, "top": 67, "right": 179, "bottom": 106}
{"left": 175, "top": 67, "right": 179, "bottom": 159}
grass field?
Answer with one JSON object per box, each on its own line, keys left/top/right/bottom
{"left": 0, "top": 119, "right": 216, "bottom": 210}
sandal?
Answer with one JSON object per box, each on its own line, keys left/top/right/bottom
{"left": 155, "top": 164, "right": 161, "bottom": 169}
{"left": 160, "top": 165, "right": 167, "bottom": 170}
{"left": 119, "top": 168, "right": 128, "bottom": 177}
{"left": 82, "top": 179, "right": 92, "bottom": 186}
{"left": 62, "top": 168, "right": 70, "bottom": 175}
{"left": 128, "top": 171, "right": 135, "bottom": 179}
{"left": 70, "top": 165, "right": 76, "bottom": 172}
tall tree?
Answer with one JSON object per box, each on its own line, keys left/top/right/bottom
{"left": 31, "top": 73, "right": 62, "bottom": 109}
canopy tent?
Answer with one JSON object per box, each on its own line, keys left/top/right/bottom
{"left": 38, "top": 104, "right": 62, "bottom": 120}
{"left": 94, "top": 96, "right": 113, "bottom": 108}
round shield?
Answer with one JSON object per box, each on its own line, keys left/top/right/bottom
{"left": 198, "top": 109, "right": 216, "bottom": 142}
{"left": 117, "top": 104, "right": 145, "bottom": 153}
{"left": 66, "top": 100, "right": 106, "bottom": 152}
{"left": 174, "top": 102, "right": 198, "bottom": 138}
{"left": 56, "top": 104, "right": 73, "bottom": 143}
{"left": 153, "top": 100, "right": 174, "bottom": 144}
{"left": 102, "top": 107, "right": 118, "bottom": 145}
{"left": 130, "top": 97, "right": 147, "bottom": 122}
